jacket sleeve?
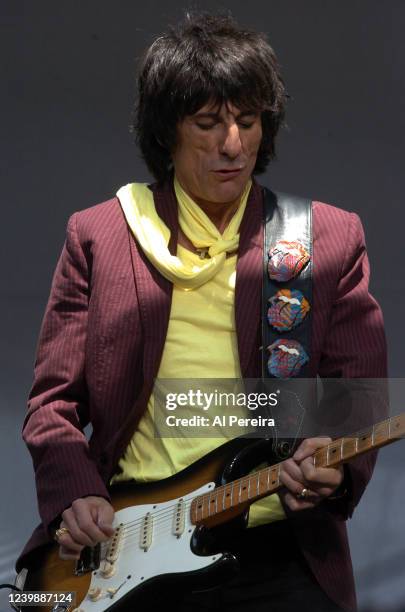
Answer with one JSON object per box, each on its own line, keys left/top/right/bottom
{"left": 317, "top": 211, "right": 388, "bottom": 519}
{"left": 22, "top": 213, "right": 110, "bottom": 536}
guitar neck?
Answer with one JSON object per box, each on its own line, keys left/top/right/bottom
{"left": 190, "top": 413, "right": 405, "bottom": 527}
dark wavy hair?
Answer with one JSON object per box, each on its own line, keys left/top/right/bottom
{"left": 131, "top": 12, "right": 287, "bottom": 182}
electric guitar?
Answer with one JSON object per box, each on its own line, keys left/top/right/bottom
{"left": 17, "top": 413, "right": 405, "bottom": 612}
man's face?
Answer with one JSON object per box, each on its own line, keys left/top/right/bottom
{"left": 171, "top": 101, "right": 263, "bottom": 206}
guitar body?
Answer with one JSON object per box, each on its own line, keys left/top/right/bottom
{"left": 21, "top": 436, "right": 279, "bottom": 611}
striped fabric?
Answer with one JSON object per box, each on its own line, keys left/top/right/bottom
{"left": 17, "top": 179, "right": 387, "bottom": 612}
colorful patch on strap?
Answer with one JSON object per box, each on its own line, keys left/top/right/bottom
{"left": 267, "top": 339, "right": 309, "bottom": 378}
{"left": 268, "top": 240, "right": 310, "bottom": 282}
{"left": 267, "top": 289, "right": 310, "bottom": 332}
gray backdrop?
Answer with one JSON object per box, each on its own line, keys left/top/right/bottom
{"left": 1, "top": 1, "right": 404, "bottom": 611}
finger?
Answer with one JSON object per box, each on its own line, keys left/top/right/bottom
{"left": 300, "top": 460, "right": 343, "bottom": 488}
{"left": 279, "top": 466, "right": 316, "bottom": 499}
{"left": 293, "top": 437, "right": 332, "bottom": 462}
{"left": 61, "top": 509, "right": 98, "bottom": 548}
{"left": 95, "top": 503, "right": 115, "bottom": 536}
{"left": 280, "top": 458, "right": 307, "bottom": 483}
{"left": 71, "top": 499, "right": 112, "bottom": 543}
{"left": 280, "top": 491, "right": 318, "bottom": 512}
{"left": 56, "top": 519, "right": 87, "bottom": 552}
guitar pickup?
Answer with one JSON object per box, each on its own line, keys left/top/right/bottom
{"left": 74, "top": 544, "right": 101, "bottom": 576}
{"left": 172, "top": 499, "right": 185, "bottom": 536}
{"left": 106, "top": 524, "right": 124, "bottom": 563}
{"left": 140, "top": 512, "right": 153, "bottom": 551}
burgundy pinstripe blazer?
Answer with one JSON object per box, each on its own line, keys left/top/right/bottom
{"left": 17, "top": 180, "right": 387, "bottom": 612}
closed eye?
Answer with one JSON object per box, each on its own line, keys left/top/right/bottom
{"left": 196, "top": 122, "right": 217, "bottom": 130}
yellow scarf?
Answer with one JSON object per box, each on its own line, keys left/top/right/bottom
{"left": 116, "top": 176, "right": 251, "bottom": 289}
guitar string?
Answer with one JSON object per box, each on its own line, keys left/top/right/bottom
{"left": 110, "top": 474, "right": 270, "bottom": 536}
{"left": 96, "top": 444, "right": 370, "bottom": 563}
{"left": 97, "top": 438, "right": 353, "bottom": 548}
{"left": 97, "top": 508, "right": 194, "bottom": 560}
{"left": 118, "top": 499, "right": 194, "bottom": 534}
{"left": 106, "top": 434, "right": 360, "bottom": 536}
{"left": 103, "top": 503, "right": 232, "bottom": 559}
{"left": 89, "top": 432, "right": 385, "bottom": 561}
{"left": 110, "top": 467, "right": 279, "bottom": 532}
{"left": 119, "top": 486, "right": 258, "bottom": 542}
{"left": 101, "top": 478, "right": 269, "bottom": 554}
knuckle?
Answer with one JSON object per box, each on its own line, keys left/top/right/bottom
{"left": 300, "top": 440, "right": 310, "bottom": 451}
{"left": 77, "top": 517, "right": 92, "bottom": 531}
{"left": 61, "top": 509, "right": 71, "bottom": 521}
{"left": 303, "top": 466, "right": 315, "bottom": 481}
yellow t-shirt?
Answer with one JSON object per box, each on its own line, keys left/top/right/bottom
{"left": 112, "top": 245, "right": 286, "bottom": 527}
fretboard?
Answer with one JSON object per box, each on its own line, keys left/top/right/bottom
{"left": 190, "top": 413, "right": 405, "bottom": 527}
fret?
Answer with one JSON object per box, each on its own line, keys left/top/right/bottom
{"left": 373, "top": 419, "right": 390, "bottom": 445}
{"left": 357, "top": 431, "right": 372, "bottom": 452}
{"left": 225, "top": 484, "right": 232, "bottom": 509}
{"left": 326, "top": 441, "right": 342, "bottom": 465}
{"left": 315, "top": 446, "right": 328, "bottom": 468}
{"left": 190, "top": 413, "right": 405, "bottom": 527}
{"left": 342, "top": 437, "right": 357, "bottom": 459}
{"left": 267, "top": 466, "right": 279, "bottom": 489}
{"left": 202, "top": 494, "right": 208, "bottom": 520}
{"left": 200, "top": 495, "right": 204, "bottom": 520}
{"left": 241, "top": 476, "right": 249, "bottom": 501}
{"left": 341, "top": 437, "right": 348, "bottom": 460}
{"left": 195, "top": 496, "right": 202, "bottom": 522}
{"left": 391, "top": 414, "right": 405, "bottom": 437}
{"left": 226, "top": 484, "right": 233, "bottom": 508}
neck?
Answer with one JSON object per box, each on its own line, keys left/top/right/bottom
{"left": 175, "top": 176, "right": 250, "bottom": 233}
{"left": 190, "top": 412, "right": 405, "bottom": 529}
{"left": 194, "top": 199, "right": 240, "bottom": 233}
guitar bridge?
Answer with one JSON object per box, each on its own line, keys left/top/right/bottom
{"left": 74, "top": 543, "right": 101, "bottom": 575}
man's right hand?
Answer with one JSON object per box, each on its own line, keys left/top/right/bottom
{"left": 56, "top": 496, "right": 115, "bottom": 560}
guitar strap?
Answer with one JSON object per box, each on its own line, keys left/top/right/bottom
{"left": 261, "top": 187, "right": 313, "bottom": 457}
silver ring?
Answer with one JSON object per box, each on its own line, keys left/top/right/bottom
{"left": 297, "top": 487, "right": 309, "bottom": 500}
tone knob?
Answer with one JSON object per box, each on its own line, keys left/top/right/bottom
{"left": 88, "top": 587, "right": 103, "bottom": 601}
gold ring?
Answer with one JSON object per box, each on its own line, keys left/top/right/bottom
{"left": 297, "top": 487, "right": 309, "bottom": 500}
{"left": 54, "top": 527, "right": 70, "bottom": 541}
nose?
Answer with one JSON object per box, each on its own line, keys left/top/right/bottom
{"left": 219, "top": 122, "right": 242, "bottom": 159}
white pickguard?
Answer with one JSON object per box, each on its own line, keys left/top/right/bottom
{"left": 74, "top": 482, "right": 222, "bottom": 611}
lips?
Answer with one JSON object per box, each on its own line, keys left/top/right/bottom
{"left": 213, "top": 168, "right": 244, "bottom": 179}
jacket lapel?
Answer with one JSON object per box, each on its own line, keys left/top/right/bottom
{"left": 128, "top": 181, "right": 179, "bottom": 385}
{"left": 235, "top": 180, "right": 264, "bottom": 377}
